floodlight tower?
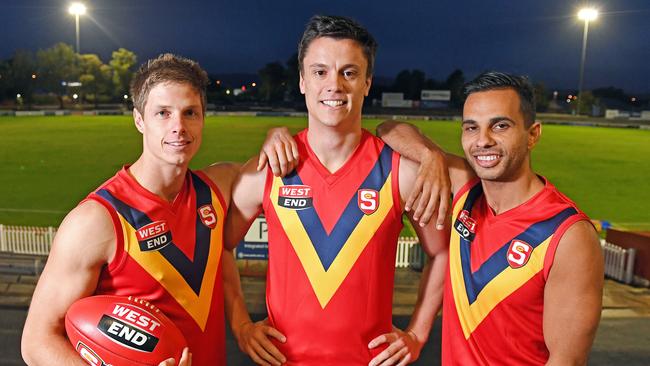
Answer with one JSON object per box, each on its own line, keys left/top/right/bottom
{"left": 576, "top": 7, "right": 598, "bottom": 115}
{"left": 68, "top": 2, "right": 87, "bottom": 53}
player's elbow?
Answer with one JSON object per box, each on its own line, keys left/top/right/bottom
{"left": 21, "top": 316, "right": 60, "bottom": 365}
{"left": 547, "top": 352, "right": 589, "bottom": 366}
{"left": 21, "top": 325, "right": 40, "bottom": 365}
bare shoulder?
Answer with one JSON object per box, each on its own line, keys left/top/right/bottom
{"left": 201, "top": 162, "right": 242, "bottom": 200}
{"left": 550, "top": 219, "right": 603, "bottom": 279}
{"left": 557, "top": 220, "right": 601, "bottom": 257}
{"left": 49, "top": 199, "right": 116, "bottom": 265}
{"left": 446, "top": 153, "right": 476, "bottom": 195}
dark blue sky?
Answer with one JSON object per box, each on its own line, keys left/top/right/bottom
{"left": 2, "top": 0, "right": 649, "bottom": 93}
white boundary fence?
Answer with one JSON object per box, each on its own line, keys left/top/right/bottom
{"left": 0, "top": 224, "right": 55, "bottom": 256}
{"left": 0, "top": 224, "right": 424, "bottom": 268}
{"left": 396, "top": 237, "right": 422, "bottom": 268}
{"left": 601, "top": 239, "right": 636, "bottom": 284}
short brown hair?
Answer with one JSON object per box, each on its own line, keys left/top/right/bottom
{"left": 298, "top": 15, "right": 378, "bottom": 78}
{"left": 130, "top": 53, "right": 209, "bottom": 114}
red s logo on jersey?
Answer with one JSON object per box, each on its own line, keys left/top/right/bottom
{"left": 358, "top": 189, "right": 379, "bottom": 215}
{"left": 507, "top": 239, "right": 533, "bottom": 269}
{"left": 198, "top": 204, "right": 217, "bottom": 229}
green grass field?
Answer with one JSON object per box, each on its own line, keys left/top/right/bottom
{"left": 1, "top": 115, "right": 649, "bottom": 230}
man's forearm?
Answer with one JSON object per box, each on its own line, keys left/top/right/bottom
{"left": 376, "top": 120, "right": 443, "bottom": 164}
{"left": 405, "top": 251, "right": 448, "bottom": 343}
{"left": 222, "top": 249, "right": 253, "bottom": 342}
{"left": 22, "top": 331, "right": 88, "bottom": 366}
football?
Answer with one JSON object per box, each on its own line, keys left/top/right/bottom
{"left": 65, "top": 295, "right": 187, "bottom": 366}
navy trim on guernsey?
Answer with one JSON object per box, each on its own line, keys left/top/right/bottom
{"left": 281, "top": 145, "right": 393, "bottom": 271}
{"left": 457, "top": 183, "right": 578, "bottom": 304}
{"left": 96, "top": 172, "right": 213, "bottom": 295}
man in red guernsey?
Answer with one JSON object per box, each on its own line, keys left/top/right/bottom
{"left": 377, "top": 71, "right": 603, "bottom": 365}
{"left": 22, "top": 54, "right": 297, "bottom": 366}
{"left": 223, "top": 15, "right": 450, "bottom": 366}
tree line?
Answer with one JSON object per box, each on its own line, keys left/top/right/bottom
{"left": 2, "top": 44, "right": 641, "bottom": 113}
{"left": 0, "top": 43, "right": 137, "bottom": 108}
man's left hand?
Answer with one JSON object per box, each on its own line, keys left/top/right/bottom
{"left": 406, "top": 150, "right": 450, "bottom": 229}
{"left": 257, "top": 127, "right": 299, "bottom": 177}
{"left": 367, "top": 326, "right": 423, "bottom": 366}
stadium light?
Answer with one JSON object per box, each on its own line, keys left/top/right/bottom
{"left": 576, "top": 7, "right": 598, "bottom": 115}
{"left": 578, "top": 8, "right": 598, "bottom": 21}
{"left": 68, "top": 2, "right": 87, "bottom": 53}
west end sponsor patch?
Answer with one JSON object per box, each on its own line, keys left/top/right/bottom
{"left": 97, "top": 303, "right": 162, "bottom": 352}
{"left": 198, "top": 204, "right": 217, "bottom": 229}
{"left": 454, "top": 209, "right": 477, "bottom": 242}
{"left": 135, "top": 221, "right": 172, "bottom": 252}
{"left": 357, "top": 189, "right": 379, "bottom": 215}
{"left": 507, "top": 239, "right": 534, "bottom": 269}
{"left": 278, "top": 185, "right": 313, "bottom": 210}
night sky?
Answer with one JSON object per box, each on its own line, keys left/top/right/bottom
{"left": 2, "top": 0, "right": 649, "bottom": 93}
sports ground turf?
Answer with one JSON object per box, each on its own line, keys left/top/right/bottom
{"left": 1, "top": 115, "right": 649, "bottom": 229}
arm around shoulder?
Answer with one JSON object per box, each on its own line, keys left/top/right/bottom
{"left": 224, "top": 158, "right": 267, "bottom": 250}
{"left": 544, "top": 220, "right": 603, "bottom": 366}
{"left": 22, "top": 200, "right": 116, "bottom": 366}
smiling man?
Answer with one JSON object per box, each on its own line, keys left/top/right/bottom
{"left": 21, "top": 54, "right": 296, "bottom": 366}
{"left": 378, "top": 72, "right": 603, "bottom": 365}
{"left": 223, "top": 15, "right": 449, "bottom": 366}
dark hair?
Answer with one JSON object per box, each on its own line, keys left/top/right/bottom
{"left": 463, "top": 71, "right": 536, "bottom": 126}
{"left": 298, "top": 15, "right": 378, "bottom": 77}
{"left": 130, "top": 53, "right": 209, "bottom": 114}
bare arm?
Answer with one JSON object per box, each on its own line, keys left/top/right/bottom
{"left": 222, "top": 248, "right": 286, "bottom": 366}
{"left": 544, "top": 220, "right": 603, "bottom": 366}
{"left": 369, "top": 157, "right": 450, "bottom": 366}
{"left": 377, "top": 120, "right": 475, "bottom": 197}
{"left": 224, "top": 158, "right": 267, "bottom": 250}
{"left": 21, "top": 201, "right": 115, "bottom": 366}
{"left": 222, "top": 158, "right": 287, "bottom": 365}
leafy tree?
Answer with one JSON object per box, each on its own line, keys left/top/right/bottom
{"left": 78, "top": 54, "right": 111, "bottom": 107}
{"left": 285, "top": 53, "right": 301, "bottom": 102}
{"left": 392, "top": 69, "right": 412, "bottom": 96}
{"left": 0, "top": 59, "right": 10, "bottom": 101}
{"left": 36, "top": 43, "right": 79, "bottom": 108}
{"left": 110, "top": 48, "right": 137, "bottom": 98}
{"left": 258, "top": 61, "right": 286, "bottom": 103}
{"left": 533, "top": 82, "right": 549, "bottom": 112}
{"left": 444, "top": 69, "right": 465, "bottom": 108}
{"left": 577, "top": 91, "right": 600, "bottom": 115}
{"left": 9, "top": 50, "right": 37, "bottom": 108}
{"left": 592, "top": 87, "right": 629, "bottom": 103}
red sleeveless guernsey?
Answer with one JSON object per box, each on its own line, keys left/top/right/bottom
{"left": 442, "top": 177, "right": 590, "bottom": 365}
{"left": 87, "top": 167, "right": 227, "bottom": 365}
{"left": 262, "top": 129, "right": 403, "bottom": 365}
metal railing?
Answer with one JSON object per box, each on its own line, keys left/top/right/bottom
{"left": 601, "top": 239, "right": 636, "bottom": 284}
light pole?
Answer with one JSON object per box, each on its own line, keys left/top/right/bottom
{"left": 68, "top": 2, "right": 87, "bottom": 53}
{"left": 576, "top": 7, "right": 598, "bottom": 115}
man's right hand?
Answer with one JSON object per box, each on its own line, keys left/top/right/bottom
{"left": 237, "top": 318, "right": 287, "bottom": 366}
